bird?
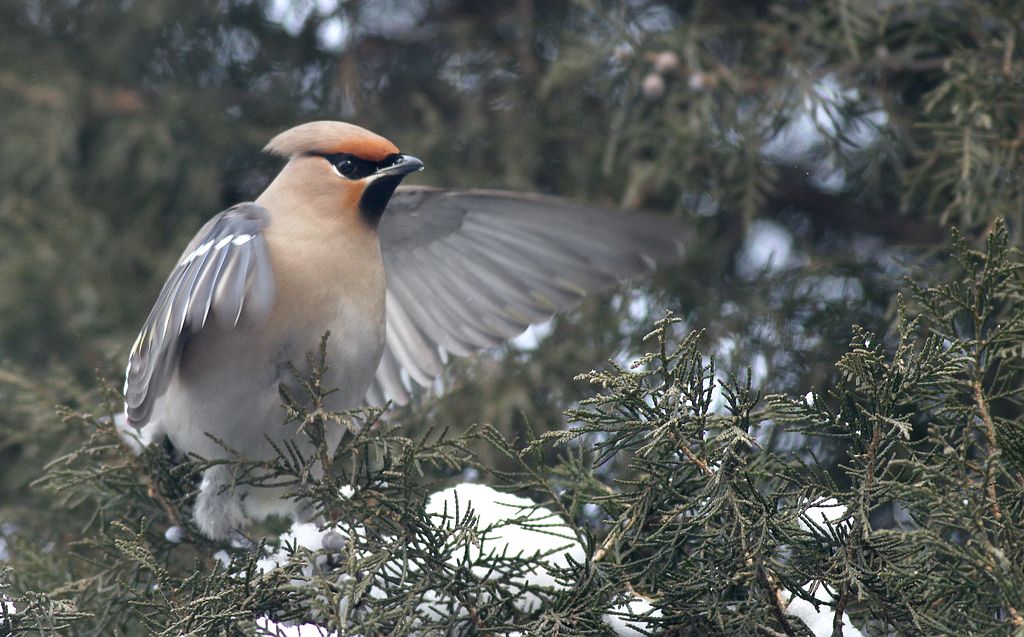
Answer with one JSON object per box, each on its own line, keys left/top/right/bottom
{"left": 119, "top": 120, "right": 685, "bottom": 541}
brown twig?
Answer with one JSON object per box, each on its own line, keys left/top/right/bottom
{"left": 515, "top": 0, "right": 538, "bottom": 82}
{"left": 592, "top": 515, "right": 633, "bottom": 563}
{"left": 833, "top": 585, "right": 850, "bottom": 636}
{"left": 679, "top": 443, "right": 713, "bottom": 476}
{"left": 973, "top": 377, "right": 1002, "bottom": 520}
{"left": 860, "top": 421, "right": 883, "bottom": 539}
{"left": 1002, "top": 29, "right": 1016, "bottom": 79}
{"left": 758, "top": 565, "right": 798, "bottom": 637}
{"left": 146, "top": 476, "right": 183, "bottom": 528}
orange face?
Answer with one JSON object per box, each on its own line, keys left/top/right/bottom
{"left": 320, "top": 135, "right": 399, "bottom": 163}
{"left": 335, "top": 168, "right": 368, "bottom": 215}
{"left": 263, "top": 121, "right": 422, "bottom": 224}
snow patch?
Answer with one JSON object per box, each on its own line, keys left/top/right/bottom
{"left": 799, "top": 497, "right": 850, "bottom": 533}
{"left": 785, "top": 584, "right": 864, "bottom": 637}
{"left": 424, "top": 483, "right": 586, "bottom": 613}
{"left": 602, "top": 594, "right": 662, "bottom": 636}
{"left": 255, "top": 616, "right": 336, "bottom": 636}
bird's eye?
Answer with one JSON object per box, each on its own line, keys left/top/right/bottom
{"left": 337, "top": 160, "right": 354, "bottom": 175}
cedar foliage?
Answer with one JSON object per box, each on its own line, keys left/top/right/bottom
{"left": 1, "top": 1, "right": 1023, "bottom": 635}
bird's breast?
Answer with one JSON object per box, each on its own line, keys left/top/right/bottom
{"left": 167, "top": 260, "right": 384, "bottom": 463}
{"left": 264, "top": 215, "right": 387, "bottom": 409}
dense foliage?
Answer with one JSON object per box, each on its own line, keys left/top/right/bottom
{"left": 1, "top": 0, "right": 1022, "bottom": 634}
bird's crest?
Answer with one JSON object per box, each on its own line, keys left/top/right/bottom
{"left": 263, "top": 121, "right": 399, "bottom": 161}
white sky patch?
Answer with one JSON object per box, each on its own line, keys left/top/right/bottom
{"left": 269, "top": 0, "right": 423, "bottom": 53}
{"left": 812, "top": 168, "right": 846, "bottom": 193}
{"left": 763, "top": 75, "right": 888, "bottom": 163}
{"left": 440, "top": 52, "right": 483, "bottom": 93}
{"left": 266, "top": 0, "right": 340, "bottom": 36}
{"left": 738, "top": 219, "right": 805, "bottom": 278}
{"left": 214, "top": 26, "right": 260, "bottom": 67}
{"left": 715, "top": 336, "right": 737, "bottom": 362}
{"left": 626, "top": 291, "right": 653, "bottom": 323}
{"left": 798, "top": 275, "right": 865, "bottom": 303}
{"left": 750, "top": 352, "right": 769, "bottom": 387}
{"left": 759, "top": 75, "right": 889, "bottom": 195}
{"left": 708, "top": 375, "right": 727, "bottom": 415}
{"left": 284, "top": 522, "right": 328, "bottom": 552}
{"left": 626, "top": 3, "right": 678, "bottom": 38}
{"left": 317, "top": 17, "right": 350, "bottom": 51}
{"left": 749, "top": 418, "right": 775, "bottom": 447}
{"left": 356, "top": 2, "right": 426, "bottom": 35}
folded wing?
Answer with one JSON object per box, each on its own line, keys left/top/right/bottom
{"left": 124, "top": 203, "right": 275, "bottom": 426}
{"left": 370, "top": 188, "right": 685, "bottom": 406}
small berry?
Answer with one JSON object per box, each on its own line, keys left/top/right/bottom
{"left": 642, "top": 72, "right": 666, "bottom": 100}
{"left": 653, "top": 51, "right": 681, "bottom": 74}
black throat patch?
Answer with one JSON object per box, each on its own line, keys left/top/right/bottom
{"left": 359, "top": 174, "right": 405, "bottom": 224}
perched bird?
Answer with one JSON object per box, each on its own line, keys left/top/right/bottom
{"left": 121, "top": 121, "right": 684, "bottom": 540}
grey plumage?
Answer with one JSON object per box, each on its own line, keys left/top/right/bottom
{"left": 368, "top": 188, "right": 685, "bottom": 405}
{"left": 124, "top": 203, "right": 274, "bottom": 426}
{"left": 125, "top": 189, "right": 682, "bottom": 419}
{"left": 121, "top": 121, "right": 686, "bottom": 540}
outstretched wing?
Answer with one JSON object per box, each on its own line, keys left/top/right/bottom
{"left": 368, "top": 188, "right": 686, "bottom": 406}
{"left": 124, "top": 203, "right": 275, "bottom": 426}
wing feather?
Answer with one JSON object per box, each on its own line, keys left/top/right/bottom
{"left": 369, "top": 188, "right": 687, "bottom": 406}
{"left": 441, "top": 234, "right": 557, "bottom": 321}
{"left": 455, "top": 226, "right": 588, "bottom": 305}
{"left": 397, "top": 249, "right": 503, "bottom": 348}
{"left": 213, "top": 239, "right": 252, "bottom": 330}
{"left": 384, "top": 261, "right": 478, "bottom": 357}
{"left": 244, "top": 235, "right": 277, "bottom": 322}
{"left": 385, "top": 292, "right": 444, "bottom": 382}
{"left": 124, "top": 203, "right": 274, "bottom": 426}
{"left": 376, "top": 345, "right": 410, "bottom": 406}
{"left": 188, "top": 235, "right": 233, "bottom": 328}
{"left": 421, "top": 241, "right": 534, "bottom": 337}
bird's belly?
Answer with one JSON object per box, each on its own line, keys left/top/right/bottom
{"left": 154, "top": 302, "right": 385, "bottom": 464}
{"left": 310, "top": 304, "right": 388, "bottom": 412}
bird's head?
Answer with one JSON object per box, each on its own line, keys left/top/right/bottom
{"left": 263, "top": 121, "right": 423, "bottom": 224}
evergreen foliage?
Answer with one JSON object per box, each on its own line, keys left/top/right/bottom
{"left": 1, "top": 1, "right": 1023, "bottom": 635}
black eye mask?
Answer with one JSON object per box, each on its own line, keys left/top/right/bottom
{"left": 318, "top": 152, "right": 404, "bottom": 180}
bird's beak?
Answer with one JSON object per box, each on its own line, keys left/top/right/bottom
{"left": 359, "top": 154, "right": 425, "bottom": 220}
{"left": 376, "top": 154, "right": 424, "bottom": 177}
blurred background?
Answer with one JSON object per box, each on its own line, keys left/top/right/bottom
{"left": 0, "top": 0, "right": 1020, "bottom": 548}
